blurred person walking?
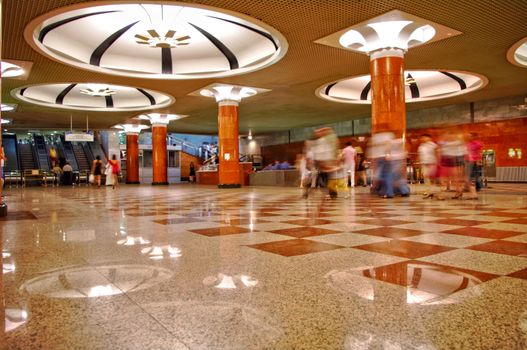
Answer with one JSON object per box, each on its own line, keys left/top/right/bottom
{"left": 107, "top": 154, "right": 120, "bottom": 189}
{"left": 313, "top": 127, "right": 340, "bottom": 198}
{"left": 465, "top": 133, "right": 483, "bottom": 199}
{"left": 342, "top": 141, "right": 357, "bottom": 188}
{"left": 368, "top": 131, "right": 394, "bottom": 197}
{"left": 418, "top": 134, "right": 439, "bottom": 198}
{"left": 436, "top": 131, "right": 467, "bottom": 200}
{"left": 91, "top": 155, "right": 103, "bottom": 188}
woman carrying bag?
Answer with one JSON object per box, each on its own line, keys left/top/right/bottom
{"left": 91, "top": 156, "right": 103, "bottom": 188}
{"left": 107, "top": 154, "right": 120, "bottom": 189}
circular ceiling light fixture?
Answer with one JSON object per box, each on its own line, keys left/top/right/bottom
{"left": 0, "top": 103, "right": 16, "bottom": 112}
{"left": 1, "top": 61, "right": 25, "bottom": 78}
{"left": 12, "top": 83, "right": 174, "bottom": 112}
{"left": 316, "top": 70, "right": 488, "bottom": 104}
{"left": 507, "top": 36, "right": 527, "bottom": 68}
{"left": 135, "top": 29, "right": 190, "bottom": 49}
{"left": 1, "top": 118, "right": 12, "bottom": 125}
{"left": 79, "top": 84, "right": 117, "bottom": 97}
{"left": 26, "top": 2, "right": 288, "bottom": 79}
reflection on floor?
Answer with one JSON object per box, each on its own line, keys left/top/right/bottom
{"left": 2, "top": 184, "right": 527, "bottom": 349}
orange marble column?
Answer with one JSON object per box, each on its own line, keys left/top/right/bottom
{"left": 217, "top": 101, "right": 241, "bottom": 188}
{"left": 369, "top": 53, "right": 406, "bottom": 138}
{"left": 0, "top": 234, "right": 4, "bottom": 345}
{"left": 151, "top": 124, "right": 168, "bottom": 185}
{"left": 126, "top": 133, "right": 140, "bottom": 184}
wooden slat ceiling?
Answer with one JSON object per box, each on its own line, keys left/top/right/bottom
{"left": 2, "top": 0, "right": 527, "bottom": 134}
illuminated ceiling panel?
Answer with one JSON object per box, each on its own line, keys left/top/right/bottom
{"left": 317, "top": 70, "right": 488, "bottom": 104}
{"left": 13, "top": 83, "right": 174, "bottom": 111}
{"left": 26, "top": 2, "right": 288, "bottom": 79}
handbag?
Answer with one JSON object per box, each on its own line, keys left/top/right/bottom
{"left": 89, "top": 174, "right": 95, "bottom": 184}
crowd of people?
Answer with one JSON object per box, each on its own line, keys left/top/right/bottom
{"left": 294, "top": 126, "right": 484, "bottom": 200}
{"left": 48, "top": 152, "right": 120, "bottom": 188}
{"left": 418, "top": 131, "right": 483, "bottom": 200}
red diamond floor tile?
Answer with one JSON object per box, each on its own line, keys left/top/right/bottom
{"left": 508, "top": 268, "right": 527, "bottom": 280}
{"left": 216, "top": 218, "right": 270, "bottom": 225}
{"left": 356, "top": 260, "right": 498, "bottom": 293}
{"left": 355, "top": 219, "right": 413, "bottom": 226}
{"left": 353, "top": 240, "right": 455, "bottom": 259}
{"left": 485, "top": 212, "right": 527, "bottom": 218}
{"left": 430, "top": 218, "right": 491, "bottom": 226}
{"left": 247, "top": 239, "right": 345, "bottom": 257}
{"left": 354, "top": 227, "right": 424, "bottom": 239}
{"left": 503, "top": 218, "right": 527, "bottom": 225}
{"left": 282, "top": 218, "right": 334, "bottom": 226}
{"left": 443, "top": 227, "right": 522, "bottom": 239}
{"left": 189, "top": 226, "right": 251, "bottom": 237}
{"left": 270, "top": 226, "right": 342, "bottom": 238}
{"left": 467, "top": 240, "right": 527, "bottom": 257}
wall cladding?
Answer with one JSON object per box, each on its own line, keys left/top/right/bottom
{"left": 261, "top": 94, "right": 527, "bottom": 146}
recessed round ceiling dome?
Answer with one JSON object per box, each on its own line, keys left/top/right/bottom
{"left": 317, "top": 70, "right": 488, "bottom": 104}
{"left": 25, "top": 1, "right": 288, "bottom": 79}
{"left": 1, "top": 61, "right": 25, "bottom": 78}
{"left": 12, "top": 83, "right": 174, "bottom": 111}
{"left": 507, "top": 36, "right": 527, "bottom": 68}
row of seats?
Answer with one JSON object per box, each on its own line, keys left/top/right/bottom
{"left": 3, "top": 170, "right": 91, "bottom": 188}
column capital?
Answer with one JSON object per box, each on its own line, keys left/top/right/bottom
{"left": 190, "top": 83, "right": 270, "bottom": 103}
{"left": 369, "top": 48, "right": 405, "bottom": 60}
{"left": 219, "top": 100, "right": 239, "bottom": 107}
{"left": 114, "top": 124, "right": 149, "bottom": 134}
{"left": 137, "top": 113, "right": 187, "bottom": 126}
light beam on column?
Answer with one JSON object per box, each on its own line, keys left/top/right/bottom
{"left": 190, "top": 84, "right": 270, "bottom": 188}
{"left": 136, "top": 113, "right": 187, "bottom": 185}
{"left": 114, "top": 124, "right": 149, "bottom": 184}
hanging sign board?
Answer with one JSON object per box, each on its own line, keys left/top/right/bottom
{"left": 65, "top": 131, "right": 94, "bottom": 142}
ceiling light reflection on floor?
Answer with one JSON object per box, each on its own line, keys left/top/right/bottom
{"left": 117, "top": 236, "right": 151, "bottom": 246}
{"left": 325, "top": 263, "right": 488, "bottom": 305}
{"left": 5, "top": 308, "right": 28, "bottom": 332}
{"left": 203, "top": 273, "right": 259, "bottom": 289}
{"left": 141, "top": 245, "right": 182, "bottom": 260}
{"left": 20, "top": 265, "right": 173, "bottom": 298}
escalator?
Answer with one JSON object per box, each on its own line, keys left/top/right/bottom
{"left": 33, "top": 135, "right": 50, "bottom": 171}
{"left": 81, "top": 142, "right": 95, "bottom": 165}
{"left": 18, "top": 143, "right": 37, "bottom": 171}
{"left": 87, "top": 140, "right": 107, "bottom": 163}
{"left": 2, "top": 134, "right": 19, "bottom": 172}
{"left": 72, "top": 143, "right": 90, "bottom": 172}
{"left": 58, "top": 135, "right": 79, "bottom": 171}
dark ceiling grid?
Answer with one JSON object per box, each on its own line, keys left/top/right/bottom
{"left": 2, "top": 0, "right": 527, "bottom": 133}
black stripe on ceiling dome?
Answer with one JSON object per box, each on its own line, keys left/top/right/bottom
{"left": 56, "top": 84, "right": 77, "bottom": 104}
{"left": 90, "top": 21, "right": 139, "bottom": 66}
{"left": 161, "top": 48, "right": 173, "bottom": 74}
{"left": 136, "top": 88, "right": 156, "bottom": 105}
{"left": 206, "top": 16, "right": 278, "bottom": 50}
{"left": 440, "top": 71, "right": 467, "bottom": 90}
{"left": 38, "top": 11, "right": 119, "bottom": 43}
{"left": 188, "top": 23, "right": 239, "bottom": 70}
{"left": 325, "top": 82, "right": 337, "bottom": 96}
{"left": 105, "top": 95, "right": 114, "bottom": 108}
{"left": 407, "top": 73, "right": 420, "bottom": 98}
{"left": 360, "top": 82, "right": 371, "bottom": 100}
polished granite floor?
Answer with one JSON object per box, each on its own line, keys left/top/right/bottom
{"left": 1, "top": 184, "right": 527, "bottom": 349}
